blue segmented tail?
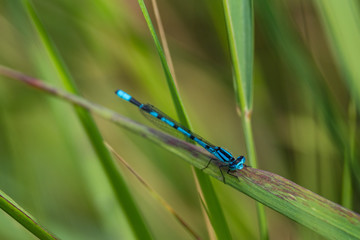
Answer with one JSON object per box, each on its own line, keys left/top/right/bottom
{"left": 115, "top": 89, "right": 245, "bottom": 173}
{"left": 116, "top": 90, "right": 218, "bottom": 155}
{"left": 116, "top": 90, "right": 142, "bottom": 107}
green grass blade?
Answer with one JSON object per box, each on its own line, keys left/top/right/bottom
{"left": 0, "top": 189, "right": 58, "bottom": 240}
{"left": 22, "top": 1, "right": 152, "bottom": 239}
{"left": 222, "top": 0, "right": 268, "bottom": 239}
{"left": 223, "top": 0, "right": 253, "bottom": 111}
{"left": 232, "top": 168, "right": 360, "bottom": 240}
{"left": 136, "top": 0, "right": 188, "bottom": 125}
{"left": 136, "top": 1, "right": 232, "bottom": 239}
{"left": 2, "top": 66, "right": 359, "bottom": 240}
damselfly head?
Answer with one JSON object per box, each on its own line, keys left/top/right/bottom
{"left": 231, "top": 156, "right": 245, "bottom": 170}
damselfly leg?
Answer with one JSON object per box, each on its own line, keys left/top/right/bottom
{"left": 201, "top": 157, "right": 217, "bottom": 171}
{"left": 219, "top": 165, "right": 238, "bottom": 183}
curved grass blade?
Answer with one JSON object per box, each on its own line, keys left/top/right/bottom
{"left": 222, "top": 0, "right": 268, "bottom": 238}
{"left": 226, "top": 167, "right": 360, "bottom": 240}
{"left": 22, "top": 1, "right": 152, "bottom": 239}
{"left": 136, "top": 1, "right": 232, "bottom": 238}
{"left": 0, "top": 189, "right": 58, "bottom": 240}
{"left": 2, "top": 66, "right": 360, "bottom": 239}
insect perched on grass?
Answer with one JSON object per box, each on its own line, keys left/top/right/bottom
{"left": 115, "top": 90, "right": 245, "bottom": 182}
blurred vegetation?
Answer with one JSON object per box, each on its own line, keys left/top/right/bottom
{"left": 0, "top": 0, "right": 359, "bottom": 239}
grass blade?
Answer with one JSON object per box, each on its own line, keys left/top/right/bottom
{"left": 136, "top": 0, "right": 188, "bottom": 125}
{"left": 136, "top": 1, "right": 232, "bottom": 239}
{"left": 232, "top": 167, "right": 360, "bottom": 240}
{"left": 0, "top": 189, "right": 58, "bottom": 240}
{"left": 22, "top": 1, "right": 152, "bottom": 239}
{"left": 223, "top": 0, "right": 253, "bottom": 111}
{"left": 222, "top": 0, "right": 268, "bottom": 238}
{"left": 2, "top": 65, "right": 359, "bottom": 239}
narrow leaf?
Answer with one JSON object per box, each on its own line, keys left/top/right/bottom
{"left": 136, "top": 1, "right": 232, "bottom": 238}
{"left": 22, "top": 1, "right": 152, "bottom": 239}
{"left": 222, "top": 0, "right": 268, "bottom": 238}
{"left": 2, "top": 66, "right": 359, "bottom": 240}
{"left": 0, "top": 190, "right": 58, "bottom": 240}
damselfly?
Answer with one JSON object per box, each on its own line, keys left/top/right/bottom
{"left": 115, "top": 90, "right": 245, "bottom": 182}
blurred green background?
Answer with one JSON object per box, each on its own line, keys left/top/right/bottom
{"left": 0, "top": 0, "right": 359, "bottom": 239}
